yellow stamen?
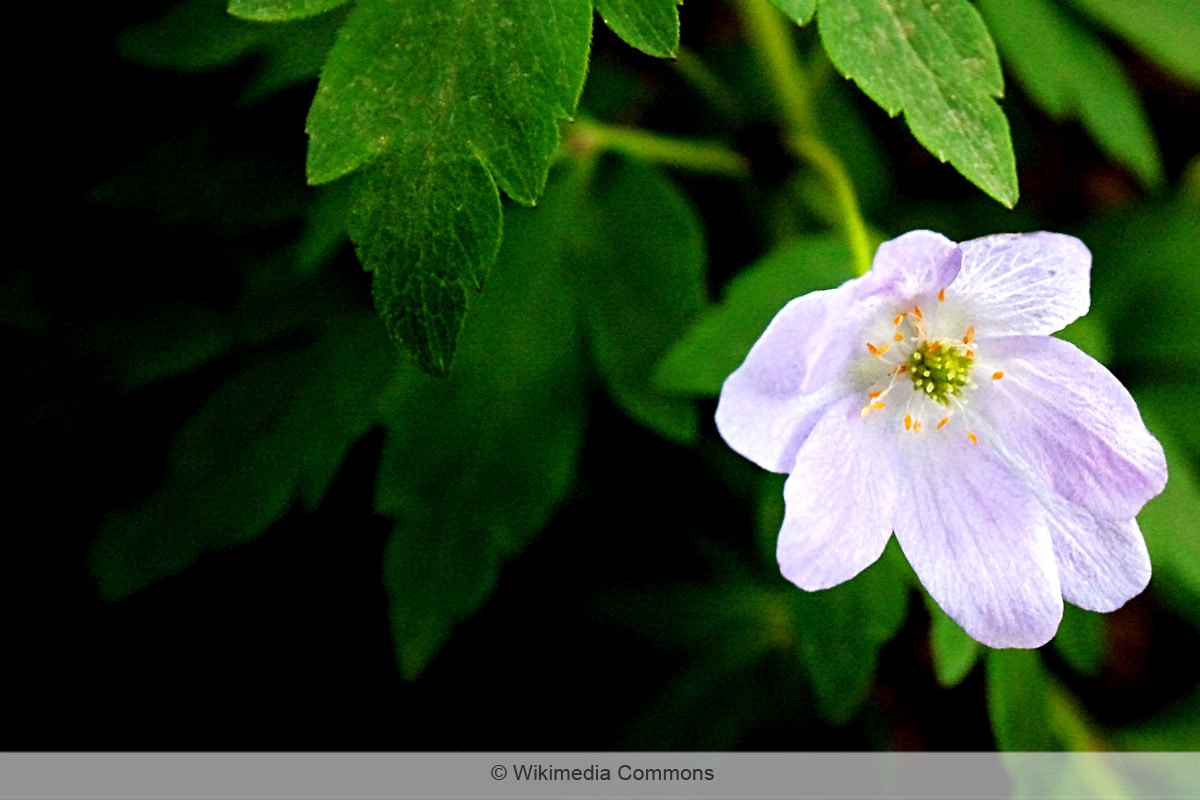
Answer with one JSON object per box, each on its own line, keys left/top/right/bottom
{"left": 868, "top": 390, "right": 882, "bottom": 399}
{"left": 871, "top": 402, "right": 885, "bottom": 411}
{"left": 937, "top": 417, "right": 948, "bottom": 430}
{"left": 965, "top": 349, "right": 974, "bottom": 359}
{"left": 963, "top": 326, "right": 975, "bottom": 344}
{"left": 904, "top": 414, "right": 912, "bottom": 431}
{"left": 893, "top": 312, "right": 906, "bottom": 326}
{"left": 968, "top": 432, "right": 978, "bottom": 445}
{"left": 938, "top": 288, "right": 946, "bottom": 302}
{"left": 894, "top": 332, "right": 903, "bottom": 341}
{"left": 992, "top": 371, "right": 1004, "bottom": 380}
{"left": 913, "top": 420, "right": 923, "bottom": 432}
{"left": 913, "top": 305, "right": 924, "bottom": 320}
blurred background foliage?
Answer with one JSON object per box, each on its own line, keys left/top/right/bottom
{"left": 5, "top": 0, "right": 1199, "bottom": 753}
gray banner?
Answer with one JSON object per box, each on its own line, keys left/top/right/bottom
{"left": 0, "top": 752, "right": 1196, "bottom": 798}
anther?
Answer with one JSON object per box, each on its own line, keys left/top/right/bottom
{"left": 968, "top": 432, "right": 978, "bottom": 445}
{"left": 904, "top": 414, "right": 912, "bottom": 431}
{"left": 894, "top": 332, "right": 903, "bottom": 341}
{"left": 868, "top": 390, "right": 882, "bottom": 399}
{"left": 938, "top": 288, "right": 946, "bottom": 302}
{"left": 913, "top": 421, "right": 923, "bottom": 432}
{"left": 937, "top": 417, "right": 948, "bottom": 430}
{"left": 963, "top": 326, "right": 975, "bottom": 344}
{"left": 893, "top": 312, "right": 906, "bottom": 326}
{"left": 992, "top": 371, "right": 1004, "bottom": 380}
{"left": 913, "top": 305, "right": 923, "bottom": 320}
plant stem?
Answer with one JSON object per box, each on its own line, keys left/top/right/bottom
{"left": 567, "top": 117, "right": 749, "bottom": 178}
{"left": 789, "top": 133, "right": 874, "bottom": 275}
{"left": 734, "top": 0, "right": 814, "bottom": 134}
{"left": 735, "top": 0, "right": 875, "bottom": 275}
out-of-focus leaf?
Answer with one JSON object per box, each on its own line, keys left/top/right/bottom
{"left": 768, "top": 0, "right": 816, "bottom": 25}
{"left": 577, "top": 159, "right": 707, "bottom": 443}
{"left": 1064, "top": 0, "right": 1200, "bottom": 87}
{"left": 595, "top": 0, "right": 681, "bottom": 58}
{"left": 986, "top": 649, "right": 1059, "bottom": 750}
{"left": 1112, "top": 685, "right": 1200, "bottom": 750}
{"left": 1053, "top": 604, "right": 1105, "bottom": 678}
{"left": 925, "top": 592, "right": 980, "bottom": 687}
{"left": 817, "top": 0, "right": 1018, "bottom": 207}
{"left": 91, "top": 314, "right": 394, "bottom": 598}
{"left": 786, "top": 540, "right": 909, "bottom": 725}
{"left": 759, "top": 465, "right": 910, "bottom": 726}
{"left": 1135, "top": 407, "right": 1200, "bottom": 629}
{"left": 979, "top": 0, "right": 1163, "bottom": 187}
{"left": 228, "top": 0, "right": 349, "bottom": 21}
{"left": 121, "top": 0, "right": 343, "bottom": 102}
{"left": 1086, "top": 192, "right": 1200, "bottom": 378}
{"left": 375, "top": 175, "right": 587, "bottom": 679}
{"left": 305, "top": 0, "right": 591, "bottom": 374}
{"left": 655, "top": 235, "right": 853, "bottom": 396}
{"left": 295, "top": 181, "right": 353, "bottom": 275}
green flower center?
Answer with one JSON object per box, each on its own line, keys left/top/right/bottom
{"left": 909, "top": 339, "right": 973, "bottom": 406}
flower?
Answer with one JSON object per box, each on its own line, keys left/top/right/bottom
{"left": 715, "top": 231, "right": 1167, "bottom": 648}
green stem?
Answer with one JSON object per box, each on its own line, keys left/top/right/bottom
{"left": 789, "top": 133, "right": 874, "bottom": 275}
{"left": 567, "top": 117, "right": 749, "bottom": 178}
{"left": 734, "top": 0, "right": 814, "bottom": 133}
{"left": 672, "top": 47, "right": 745, "bottom": 124}
{"left": 735, "top": 0, "right": 874, "bottom": 275}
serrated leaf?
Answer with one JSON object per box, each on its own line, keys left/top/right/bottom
{"left": 655, "top": 235, "right": 853, "bottom": 396}
{"left": 769, "top": 0, "right": 816, "bottom": 25}
{"left": 349, "top": 154, "right": 501, "bottom": 375}
{"left": 305, "top": 0, "right": 591, "bottom": 373}
{"left": 595, "top": 0, "right": 681, "bottom": 58}
{"left": 817, "top": 0, "right": 1018, "bottom": 207}
{"left": 228, "top": 0, "right": 349, "bottom": 21}
{"left": 979, "top": 0, "right": 1162, "bottom": 187}
{"left": 374, "top": 174, "right": 586, "bottom": 679}
{"left": 924, "top": 591, "right": 979, "bottom": 687}
{"left": 1064, "top": 0, "right": 1200, "bottom": 87}
{"left": 986, "top": 649, "right": 1059, "bottom": 750}
{"left": 577, "top": 159, "right": 707, "bottom": 443}
{"left": 90, "top": 316, "right": 394, "bottom": 599}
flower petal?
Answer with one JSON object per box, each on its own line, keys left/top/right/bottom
{"left": 975, "top": 335, "right": 1167, "bottom": 520}
{"left": 1039, "top": 490, "right": 1151, "bottom": 612}
{"left": 953, "top": 232, "right": 1090, "bottom": 335}
{"left": 893, "top": 433, "right": 1062, "bottom": 648}
{"left": 716, "top": 288, "right": 855, "bottom": 472}
{"left": 778, "top": 394, "right": 897, "bottom": 589}
{"left": 868, "top": 230, "right": 962, "bottom": 300}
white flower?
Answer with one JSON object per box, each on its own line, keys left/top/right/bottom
{"left": 716, "top": 231, "right": 1167, "bottom": 648}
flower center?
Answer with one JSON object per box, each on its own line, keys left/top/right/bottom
{"left": 909, "top": 339, "right": 973, "bottom": 405}
{"left": 859, "top": 291, "right": 994, "bottom": 443}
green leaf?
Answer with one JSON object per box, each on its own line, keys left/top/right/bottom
{"left": 1134, "top": 407, "right": 1200, "bottom": 629}
{"left": 375, "top": 174, "right": 587, "bottom": 679}
{"left": 1053, "top": 604, "right": 1106, "bottom": 678}
{"left": 349, "top": 154, "right": 501, "bottom": 375}
{"left": 595, "top": 0, "right": 681, "bottom": 58}
{"left": 924, "top": 592, "right": 980, "bottom": 687}
{"left": 121, "top": 0, "right": 343, "bottom": 102}
{"left": 769, "top": 0, "right": 816, "bottom": 25}
{"left": 577, "top": 159, "right": 707, "bottom": 443}
{"left": 986, "top": 649, "right": 1059, "bottom": 750}
{"left": 816, "top": 0, "right": 1018, "bottom": 207}
{"left": 306, "top": 0, "right": 591, "bottom": 373}
{"left": 228, "top": 0, "right": 349, "bottom": 21}
{"left": 655, "top": 235, "right": 853, "bottom": 396}
{"left": 786, "top": 540, "right": 909, "bottom": 724}
{"left": 979, "top": 0, "right": 1163, "bottom": 187}
{"left": 90, "top": 315, "right": 394, "bottom": 599}
{"left": 1064, "top": 0, "right": 1200, "bottom": 87}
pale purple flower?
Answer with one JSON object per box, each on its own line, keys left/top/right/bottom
{"left": 716, "top": 231, "right": 1167, "bottom": 648}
